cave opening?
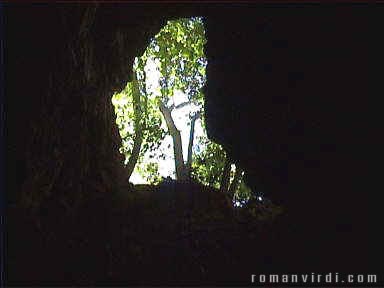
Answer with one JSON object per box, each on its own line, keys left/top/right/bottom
{"left": 111, "top": 17, "right": 253, "bottom": 206}
{"left": 5, "top": 5, "right": 376, "bottom": 285}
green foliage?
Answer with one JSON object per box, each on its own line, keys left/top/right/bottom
{"left": 191, "top": 139, "right": 226, "bottom": 189}
{"left": 147, "top": 17, "right": 206, "bottom": 107}
{"left": 112, "top": 84, "right": 135, "bottom": 159}
{"left": 244, "top": 197, "right": 284, "bottom": 221}
{"left": 191, "top": 133, "right": 254, "bottom": 203}
{"left": 112, "top": 16, "right": 253, "bottom": 204}
{"left": 112, "top": 17, "right": 206, "bottom": 183}
{"left": 233, "top": 180, "right": 253, "bottom": 206}
{"left": 136, "top": 162, "right": 162, "bottom": 184}
{"left": 112, "top": 62, "right": 166, "bottom": 167}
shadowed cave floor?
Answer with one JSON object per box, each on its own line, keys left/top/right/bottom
{"left": 7, "top": 181, "right": 289, "bottom": 286}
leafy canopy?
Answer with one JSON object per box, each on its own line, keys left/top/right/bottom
{"left": 112, "top": 17, "right": 254, "bottom": 204}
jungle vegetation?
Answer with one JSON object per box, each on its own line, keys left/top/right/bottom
{"left": 112, "top": 17, "right": 253, "bottom": 204}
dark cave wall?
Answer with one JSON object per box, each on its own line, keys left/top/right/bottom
{"left": 203, "top": 6, "right": 375, "bottom": 272}
{"left": 204, "top": 6, "right": 374, "bottom": 270}
{"left": 5, "top": 3, "right": 376, "bottom": 274}
{"left": 5, "top": 4, "right": 169, "bottom": 209}
{"left": 205, "top": 6, "right": 370, "bottom": 198}
{"left": 5, "top": 3, "right": 206, "bottom": 209}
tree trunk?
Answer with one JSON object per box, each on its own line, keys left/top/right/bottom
{"left": 228, "top": 166, "right": 243, "bottom": 198}
{"left": 126, "top": 133, "right": 143, "bottom": 181}
{"left": 186, "top": 112, "right": 200, "bottom": 179}
{"left": 126, "top": 71, "right": 144, "bottom": 181}
{"left": 159, "top": 102, "right": 187, "bottom": 181}
{"left": 220, "top": 154, "right": 231, "bottom": 193}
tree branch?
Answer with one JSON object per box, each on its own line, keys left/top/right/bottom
{"left": 126, "top": 70, "right": 144, "bottom": 181}
{"left": 220, "top": 153, "right": 231, "bottom": 193}
{"left": 174, "top": 100, "right": 191, "bottom": 110}
{"left": 228, "top": 166, "right": 243, "bottom": 198}
{"left": 159, "top": 102, "right": 178, "bottom": 134}
{"left": 169, "top": 100, "right": 192, "bottom": 111}
{"left": 186, "top": 112, "right": 201, "bottom": 177}
{"left": 159, "top": 101, "right": 187, "bottom": 181}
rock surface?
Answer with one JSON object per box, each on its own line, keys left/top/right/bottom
{"left": 4, "top": 3, "right": 378, "bottom": 285}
